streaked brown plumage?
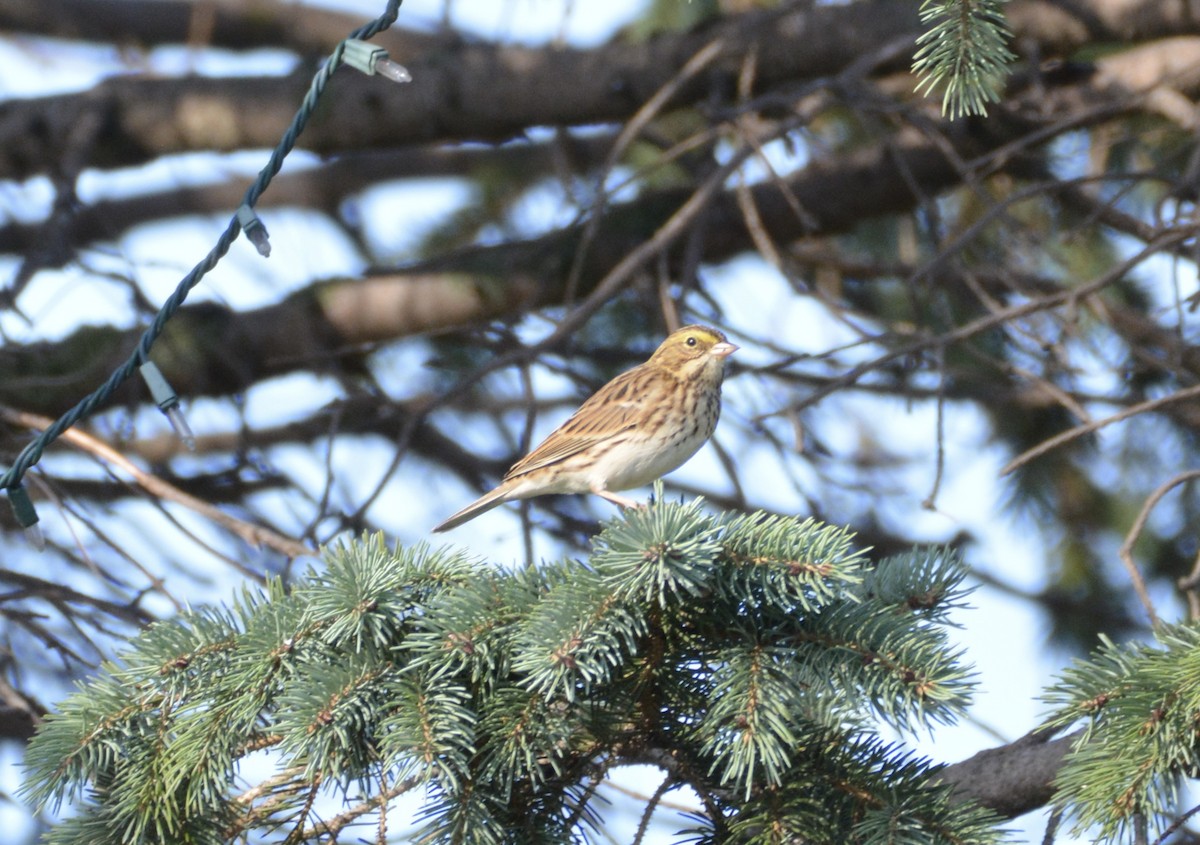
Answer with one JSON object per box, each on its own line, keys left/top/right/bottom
{"left": 432, "top": 325, "right": 737, "bottom": 532}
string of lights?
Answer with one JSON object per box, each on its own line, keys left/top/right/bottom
{"left": 2, "top": 2, "right": 411, "bottom": 548}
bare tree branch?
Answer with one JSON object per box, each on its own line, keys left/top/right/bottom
{"left": 0, "top": 0, "right": 446, "bottom": 55}
{"left": 0, "top": 136, "right": 614, "bottom": 262}
{"left": 2, "top": 0, "right": 1194, "bottom": 182}
{"left": 0, "top": 407, "right": 311, "bottom": 559}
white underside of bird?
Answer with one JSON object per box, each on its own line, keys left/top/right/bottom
{"left": 433, "top": 418, "right": 708, "bottom": 531}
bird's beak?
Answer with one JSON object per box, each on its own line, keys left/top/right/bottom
{"left": 711, "top": 342, "right": 738, "bottom": 359}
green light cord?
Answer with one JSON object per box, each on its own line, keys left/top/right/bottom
{"left": 2, "top": 1, "right": 403, "bottom": 500}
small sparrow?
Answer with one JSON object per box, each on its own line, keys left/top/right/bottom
{"left": 432, "top": 326, "right": 737, "bottom": 532}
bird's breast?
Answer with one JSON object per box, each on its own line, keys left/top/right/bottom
{"left": 586, "top": 400, "right": 717, "bottom": 491}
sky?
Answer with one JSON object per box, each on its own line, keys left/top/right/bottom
{"left": 0, "top": 0, "right": 1108, "bottom": 842}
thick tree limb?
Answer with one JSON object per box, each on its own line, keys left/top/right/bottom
{"left": 940, "top": 729, "right": 1075, "bottom": 819}
{"left": 2, "top": 0, "right": 1195, "bottom": 181}
{"left": 0, "top": 135, "right": 615, "bottom": 260}
{"left": 4, "top": 139, "right": 960, "bottom": 411}
{"left": 634, "top": 728, "right": 1075, "bottom": 821}
{"left": 4, "top": 37, "right": 1197, "bottom": 417}
{"left": 0, "top": 706, "right": 36, "bottom": 741}
{"left": 3, "top": 0, "right": 1189, "bottom": 65}
{"left": 0, "top": 0, "right": 446, "bottom": 55}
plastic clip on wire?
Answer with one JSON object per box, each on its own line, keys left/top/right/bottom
{"left": 7, "top": 484, "right": 44, "bottom": 551}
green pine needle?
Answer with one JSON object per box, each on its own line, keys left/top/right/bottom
{"left": 22, "top": 512, "right": 997, "bottom": 845}
{"left": 912, "top": 0, "right": 1015, "bottom": 119}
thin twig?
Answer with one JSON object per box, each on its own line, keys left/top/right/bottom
{"left": 758, "top": 228, "right": 1196, "bottom": 425}
{"left": 519, "top": 358, "right": 538, "bottom": 567}
{"left": 376, "top": 767, "right": 388, "bottom": 845}
{"left": 602, "top": 775, "right": 697, "bottom": 815}
{"left": 1041, "top": 806, "right": 1062, "bottom": 845}
{"left": 563, "top": 37, "right": 727, "bottom": 303}
{"left": 922, "top": 345, "right": 947, "bottom": 511}
{"left": 1151, "top": 801, "right": 1200, "bottom": 845}
{"left": 1001, "top": 384, "right": 1200, "bottom": 477}
{"left": 633, "top": 774, "right": 680, "bottom": 845}
{"left": 1186, "top": 549, "right": 1200, "bottom": 621}
{"left": 295, "top": 776, "right": 422, "bottom": 840}
{"left": 1122, "top": 469, "right": 1200, "bottom": 628}
{"left": 0, "top": 406, "right": 311, "bottom": 559}
{"left": 545, "top": 131, "right": 765, "bottom": 352}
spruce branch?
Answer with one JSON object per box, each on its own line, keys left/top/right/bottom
{"left": 1043, "top": 625, "right": 1200, "bottom": 842}
{"left": 912, "top": 0, "right": 1015, "bottom": 119}
{"left": 22, "top": 497, "right": 999, "bottom": 844}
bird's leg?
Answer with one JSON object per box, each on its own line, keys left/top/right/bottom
{"left": 592, "top": 486, "right": 641, "bottom": 510}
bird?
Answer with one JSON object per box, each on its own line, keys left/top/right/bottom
{"left": 432, "top": 325, "right": 737, "bottom": 532}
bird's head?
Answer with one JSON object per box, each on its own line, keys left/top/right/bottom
{"left": 649, "top": 325, "right": 738, "bottom": 383}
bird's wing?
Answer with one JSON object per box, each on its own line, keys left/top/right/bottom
{"left": 504, "top": 367, "right": 648, "bottom": 479}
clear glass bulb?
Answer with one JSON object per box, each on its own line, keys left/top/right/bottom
{"left": 375, "top": 58, "right": 412, "bottom": 83}
{"left": 245, "top": 223, "right": 272, "bottom": 257}
{"left": 24, "top": 522, "right": 45, "bottom": 552}
{"left": 165, "top": 405, "right": 197, "bottom": 452}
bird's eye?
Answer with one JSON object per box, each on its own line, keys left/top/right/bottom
{"left": 686, "top": 337, "right": 697, "bottom": 347}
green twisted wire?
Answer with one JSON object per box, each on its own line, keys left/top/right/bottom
{"left": 2, "top": 0, "right": 403, "bottom": 509}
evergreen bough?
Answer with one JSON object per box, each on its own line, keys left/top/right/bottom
{"left": 1044, "top": 625, "right": 1200, "bottom": 843}
{"left": 23, "top": 493, "right": 1000, "bottom": 844}
{"left": 912, "top": 0, "right": 1014, "bottom": 119}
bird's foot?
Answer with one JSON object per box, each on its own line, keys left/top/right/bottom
{"left": 594, "top": 489, "right": 642, "bottom": 510}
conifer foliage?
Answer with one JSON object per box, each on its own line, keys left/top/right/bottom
{"left": 1044, "top": 626, "right": 1200, "bottom": 843}
{"left": 23, "top": 493, "right": 999, "bottom": 844}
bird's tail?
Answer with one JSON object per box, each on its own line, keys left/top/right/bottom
{"left": 432, "top": 486, "right": 512, "bottom": 533}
